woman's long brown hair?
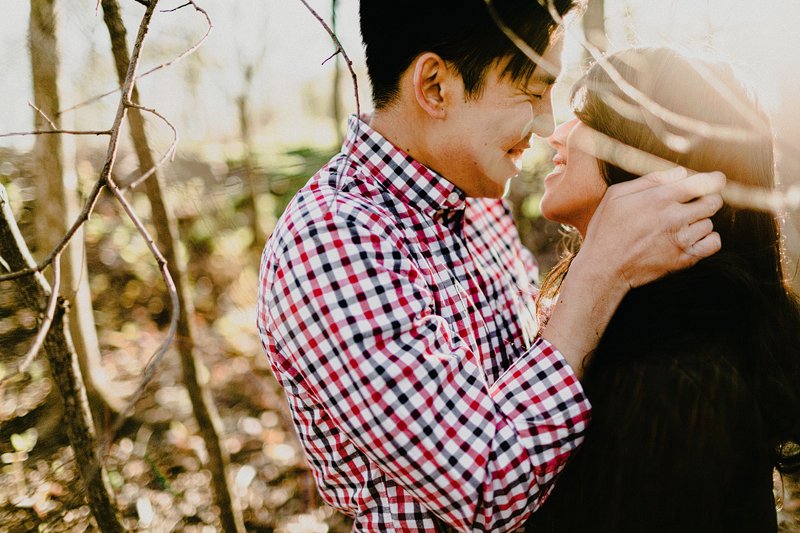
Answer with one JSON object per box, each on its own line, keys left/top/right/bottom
{"left": 538, "top": 47, "right": 800, "bottom": 471}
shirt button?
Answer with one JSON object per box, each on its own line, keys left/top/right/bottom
{"left": 447, "top": 192, "right": 460, "bottom": 204}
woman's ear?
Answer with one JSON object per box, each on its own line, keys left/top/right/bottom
{"left": 412, "top": 53, "right": 451, "bottom": 119}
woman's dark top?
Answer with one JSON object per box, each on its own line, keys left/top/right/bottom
{"left": 526, "top": 255, "right": 778, "bottom": 533}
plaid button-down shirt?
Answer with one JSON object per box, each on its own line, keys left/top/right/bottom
{"left": 258, "top": 116, "right": 591, "bottom": 532}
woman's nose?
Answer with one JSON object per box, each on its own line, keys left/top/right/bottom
{"left": 549, "top": 117, "right": 578, "bottom": 148}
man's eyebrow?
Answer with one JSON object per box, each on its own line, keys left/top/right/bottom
{"left": 530, "top": 72, "right": 558, "bottom": 85}
{"left": 528, "top": 72, "right": 558, "bottom": 87}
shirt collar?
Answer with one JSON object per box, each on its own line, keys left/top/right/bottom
{"left": 342, "top": 115, "right": 467, "bottom": 215}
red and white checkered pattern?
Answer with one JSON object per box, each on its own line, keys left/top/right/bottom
{"left": 257, "top": 116, "right": 591, "bottom": 532}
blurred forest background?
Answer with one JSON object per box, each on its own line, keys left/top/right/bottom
{"left": 1, "top": 0, "right": 800, "bottom": 531}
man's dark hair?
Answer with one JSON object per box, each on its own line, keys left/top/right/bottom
{"left": 359, "top": 0, "right": 577, "bottom": 109}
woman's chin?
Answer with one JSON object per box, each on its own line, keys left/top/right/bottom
{"left": 544, "top": 167, "right": 565, "bottom": 184}
{"left": 538, "top": 198, "right": 556, "bottom": 222}
{"left": 539, "top": 200, "right": 574, "bottom": 229}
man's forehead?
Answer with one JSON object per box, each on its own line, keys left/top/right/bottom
{"left": 536, "top": 33, "right": 565, "bottom": 83}
{"left": 518, "top": 32, "right": 564, "bottom": 89}
{"left": 491, "top": 29, "right": 564, "bottom": 90}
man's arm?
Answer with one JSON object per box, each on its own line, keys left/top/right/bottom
{"left": 542, "top": 167, "right": 725, "bottom": 377}
{"left": 259, "top": 204, "right": 590, "bottom": 532}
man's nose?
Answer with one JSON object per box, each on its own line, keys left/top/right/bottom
{"left": 531, "top": 112, "right": 556, "bottom": 138}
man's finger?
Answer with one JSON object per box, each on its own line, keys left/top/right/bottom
{"left": 678, "top": 218, "right": 715, "bottom": 249}
{"left": 683, "top": 231, "right": 722, "bottom": 264}
{"left": 609, "top": 165, "right": 689, "bottom": 196}
{"left": 680, "top": 193, "right": 724, "bottom": 225}
{"left": 667, "top": 170, "right": 727, "bottom": 203}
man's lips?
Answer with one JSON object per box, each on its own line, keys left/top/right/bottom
{"left": 508, "top": 136, "right": 532, "bottom": 154}
{"left": 507, "top": 143, "right": 530, "bottom": 158}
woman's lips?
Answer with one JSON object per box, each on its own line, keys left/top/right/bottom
{"left": 545, "top": 154, "right": 567, "bottom": 181}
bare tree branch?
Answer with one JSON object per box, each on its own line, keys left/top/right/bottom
{"left": 28, "top": 100, "right": 57, "bottom": 129}
{"left": 123, "top": 101, "right": 179, "bottom": 190}
{"left": 1, "top": 183, "right": 126, "bottom": 532}
{"left": 0, "top": 178, "right": 106, "bottom": 283}
{"left": 572, "top": 125, "right": 800, "bottom": 213}
{"left": 161, "top": 1, "right": 191, "bottom": 13}
{"left": 97, "top": 2, "right": 245, "bottom": 530}
{"left": 296, "top": 0, "right": 362, "bottom": 200}
{"left": 541, "top": 0, "right": 767, "bottom": 143}
{"left": 297, "top": 0, "right": 360, "bottom": 122}
{"left": 3, "top": 0, "right": 182, "bottom": 426}
{"left": 80, "top": 0, "right": 186, "bottom": 442}
{"left": 57, "top": 0, "right": 212, "bottom": 117}
{"left": 482, "top": 0, "right": 800, "bottom": 217}
{"left": 0, "top": 129, "right": 110, "bottom": 138}
{"left": 483, "top": 0, "right": 561, "bottom": 80}
{"left": 100, "top": 173, "right": 180, "bottom": 424}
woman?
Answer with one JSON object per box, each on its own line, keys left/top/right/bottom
{"left": 526, "top": 48, "right": 800, "bottom": 532}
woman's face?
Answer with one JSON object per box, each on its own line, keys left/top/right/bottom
{"left": 539, "top": 117, "right": 608, "bottom": 236}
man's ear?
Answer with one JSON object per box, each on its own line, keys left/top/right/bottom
{"left": 412, "top": 53, "right": 452, "bottom": 119}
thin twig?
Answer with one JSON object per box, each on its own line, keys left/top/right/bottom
{"left": 57, "top": 0, "right": 212, "bottom": 117}
{"left": 28, "top": 101, "right": 57, "bottom": 129}
{"left": 484, "top": 0, "right": 800, "bottom": 216}
{"left": 0, "top": 253, "right": 62, "bottom": 385}
{"left": 88, "top": 0, "right": 182, "bottom": 449}
{"left": 161, "top": 1, "right": 191, "bottom": 13}
{"left": 0, "top": 129, "right": 110, "bottom": 138}
{"left": 0, "top": 178, "right": 107, "bottom": 283}
{"left": 572, "top": 125, "right": 800, "bottom": 213}
{"left": 297, "top": 0, "right": 361, "bottom": 198}
{"left": 559, "top": 0, "right": 800, "bottom": 168}
{"left": 297, "top": 0, "right": 360, "bottom": 122}
{"left": 102, "top": 174, "right": 180, "bottom": 432}
{"left": 321, "top": 49, "right": 340, "bottom": 66}
{"left": 553, "top": 0, "right": 800, "bottom": 210}
{"left": 484, "top": 0, "right": 764, "bottom": 146}
{"left": 539, "top": 0, "right": 767, "bottom": 144}
{"left": 123, "top": 101, "right": 179, "bottom": 190}
{"left": 483, "top": 0, "right": 562, "bottom": 80}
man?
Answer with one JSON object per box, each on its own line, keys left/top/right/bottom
{"left": 257, "top": 1, "right": 724, "bottom": 531}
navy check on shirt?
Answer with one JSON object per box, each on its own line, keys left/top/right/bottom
{"left": 257, "top": 116, "right": 591, "bottom": 532}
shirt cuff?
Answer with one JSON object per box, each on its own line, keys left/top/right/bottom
{"left": 489, "top": 337, "right": 592, "bottom": 471}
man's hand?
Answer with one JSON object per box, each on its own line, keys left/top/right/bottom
{"left": 583, "top": 166, "right": 725, "bottom": 290}
{"left": 540, "top": 167, "right": 725, "bottom": 378}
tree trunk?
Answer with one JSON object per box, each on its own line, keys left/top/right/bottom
{"left": 28, "top": 0, "right": 125, "bottom": 423}
{"left": 236, "top": 75, "right": 261, "bottom": 246}
{"left": 99, "top": 1, "right": 246, "bottom": 531}
{"left": 582, "top": 0, "right": 607, "bottom": 65}
{"left": 0, "top": 185, "right": 125, "bottom": 532}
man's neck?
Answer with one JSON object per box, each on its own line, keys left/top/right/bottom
{"left": 369, "top": 107, "right": 435, "bottom": 170}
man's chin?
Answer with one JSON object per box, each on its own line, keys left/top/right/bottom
{"left": 486, "top": 177, "right": 513, "bottom": 199}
